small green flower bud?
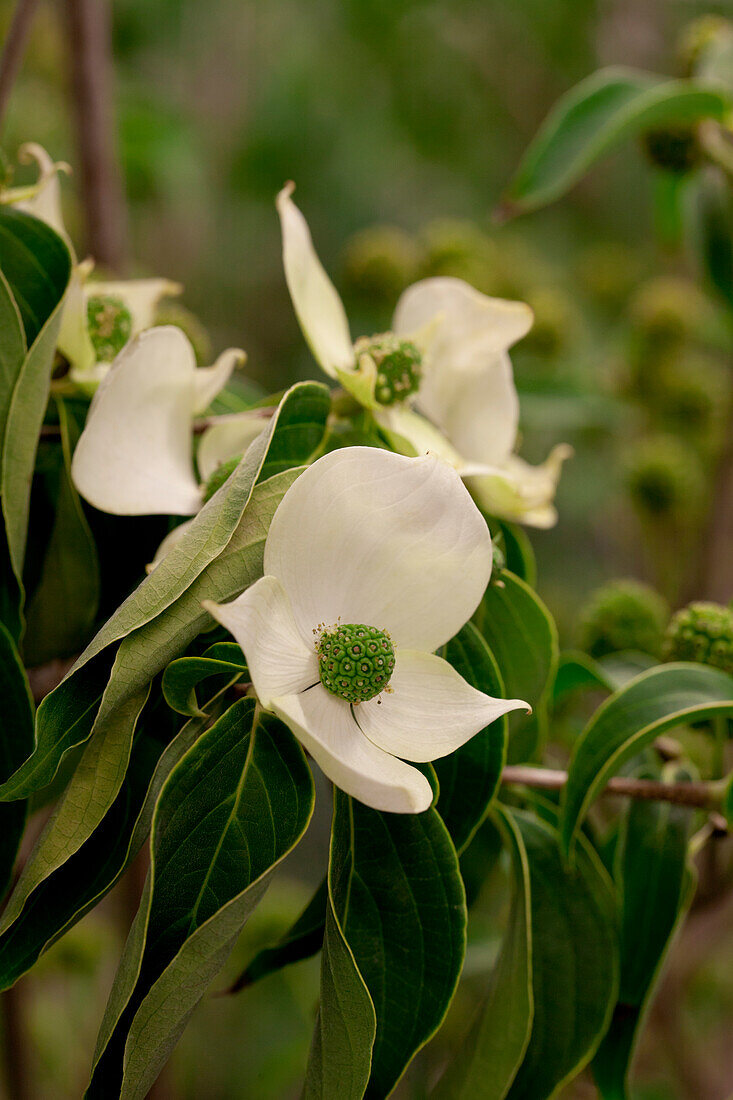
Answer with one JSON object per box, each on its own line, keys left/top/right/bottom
{"left": 642, "top": 127, "right": 700, "bottom": 175}
{"left": 317, "top": 623, "right": 395, "bottom": 703}
{"left": 625, "top": 436, "right": 706, "bottom": 520}
{"left": 663, "top": 602, "right": 733, "bottom": 674}
{"left": 154, "top": 301, "right": 212, "bottom": 366}
{"left": 579, "top": 578, "right": 670, "bottom": 659}
{"left": 87, "top": 295, "right": 133, "bottom": 362}
{"left": 202, "top": 453, "right": 243, "bottom": 503}
{"left": 342, "top": 226, "right": 422, "bottom": 302}
{"left": 654, "top": 354, "right": 727, "bottom": 440}
{"left": 354, "top": 333, "right": 423, "bottom": 406}
{"left": 629, "top": 277, "right": 709, "bottom": 346}
{"left": 420, "top": 218, "right": 497, "bottom": 286}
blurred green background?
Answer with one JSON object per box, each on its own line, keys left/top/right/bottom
{"left": 2, "top": 0, "right": 733, "bottom": 1097}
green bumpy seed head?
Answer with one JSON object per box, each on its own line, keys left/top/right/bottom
{"left": 87, "top": 295, "right": 133, "bottom": 361}
{"left": 354, "top": 333, "right": 423, "bottom": 406}
{"left": 202, "top": 452, "right": 243, "bottom": 503}
{"left": 579, "top": 578, "right": 670, "bottom": 659}
{"left": 317, "top": 623, "right": 395, "bottom": 704}
{"left": 663, "top": 602, "right": 733, "bottom": 675}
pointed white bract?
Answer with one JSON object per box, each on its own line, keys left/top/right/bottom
{"left": 71, "top": 327, "right": 247, "bottom": 515}
{"left": 204, "top": 447, "right": 528, "bottom": 814}
{"left": 277, "top": 186, "right": 569, "bottom": 526}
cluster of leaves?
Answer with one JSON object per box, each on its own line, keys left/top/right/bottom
{"left": 1, "top": 37, "right": 733, "bottom": 1100}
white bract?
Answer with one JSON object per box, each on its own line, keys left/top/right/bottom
{"left": 278, "top": 183, "right": 569, "bottom": 527}
{"left": 1, "top": 144, "right": 181, "bottom": 388}
{"left": 71, "top": 325, "right": 261, "bottom": 516}
{"left": 204, "top": 446, "right": 528, "bottom": 813}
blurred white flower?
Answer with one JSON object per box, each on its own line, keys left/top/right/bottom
{"left": 204, "top": 446, "right": 528, "bottom": 813}
{"left": 278, "top": 184, "right": 569, "bottom": 527}
{"left": 71, "top": 326, "right": 258, "bottom": 516}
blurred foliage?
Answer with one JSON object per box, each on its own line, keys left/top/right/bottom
{"left": 2, "top": 1, "right": 733, "bottom": 1097}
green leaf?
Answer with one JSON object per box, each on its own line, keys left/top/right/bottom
{"left": 229, "top": 878, "right": 326, "bottom": 992}
{"left": 0, "top": 208, "right": 72, "bottom": 585}
{"left": 473, "top": 571, "right": 557, "bottom": 764}
{"left": 685, "top": 165, "right": 733, "bottom": 310}
{"left": 87, "top": 699, "right": 315, "bottom": 1100}
{"left": 553, "top": 651, "right": 614, "bottom": 707}
{"left": 0, "top": 622, "right": 34, "bottom": 900}
{"left": 561, "top": 663, "right": 733, "bottom": 856}
{"left": 502, "top": 68, "right": 731, "bottom": 215}
{"left": 162, "top": 642, "right": 248, "bottom": 716}
{"left": 433, "top": 805, "right": 532, "bottom": 1100}
{"left": 505, "top": 808, "right": 618, "bottom": 1100}
{"left": 311, "top": 789, "right": 467, "bottom": 1099}
{"left": 0, "top": 267, "right": 26, "bottom": 451}
{"left": 24, "top": 399, "right": 100, "bottom": 665}
{"left": 0, "top": 686, "right": 234, "bottom": 989}
{"left": 0, "top": 379, "right": 328, "bottom": 800}
{"left": 436, "top": 622, "right": 507, "bottom": 852}
{"left": 593, "top": 772, "right": 696, "bottom": 1099}
{"left": 305, "top": 895, "right": 376, "bottom": 1100}
{"left": 494, "top": 520, "right": 537, "bottom": 589}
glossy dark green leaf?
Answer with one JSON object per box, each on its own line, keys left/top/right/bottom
{"left": 0, "top": 380, "right": 328, "bottom": 802}
{"left": 506, "top": 809, "right": 618, "bottom": 1100}
{"left": 0, "top": 622, "right": 34, "bottom": 900}
{"left": 436, "top": 622, "right": 507, "bottom": 852}
{"left": 593, "top": 770, "right": 696, "bottom": 1099}
{"left": 310, "top": 789, "right": 467, "bottom": 1099}
{"left": 162, "top": 641, "right": 248, "bottom": 716}
{"left": 229, "top": 878, "right": 326, "bottom": 993}
{"left": 0, "top": 208, "right": 72, "bottom": 583}
{"left": 0, "top": 267, "right": 25, "bottom": 452}
{"left": 0, "top": 686, "right": 233, "bottom": 988}
{"left": 494, "top": 520, "right": 537, "bottom": 589}
{"left": 561, "top": 664, "right": 733, "bottom": 856}
{"left": 502, "top": 68, "right": 731, "bottom": 215}
{"left": 24, "top": 399, "right": 100, "bottom": 665}
{"left": 87, "top": 699, "right": 315, "bottom": 1099}
{"left": 433, "top": 806, "right": 532, "bottom": 1100}
{"left": 473, "top": 571, "right": 557, "bottom": 764}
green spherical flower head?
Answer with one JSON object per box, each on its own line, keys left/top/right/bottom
{"left": 317, "top": 623, "right": 396, "bottom": 704}
{"left": 579, "top": 578, "right": 670, "bottom": 659}
{"left": 663, "top": 602, "right": 733, "bottom": 674}
{"left": 625, "top": 436, "right": 706, "bottom": 520}
{"left": 202, "top": 453, "right": 244, "bottom": 503}
{"left": 355, "top": 333, "right": 423, "bottom": 406}
{"left": 87, "top": 295, "right": 133, "bottom": 362}
{"left": 643, "top": 127, "right": 699, "bottom": 175}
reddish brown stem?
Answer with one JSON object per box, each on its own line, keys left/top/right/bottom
{"left": 501, "top": 765, "right": 723, "bottom": 812}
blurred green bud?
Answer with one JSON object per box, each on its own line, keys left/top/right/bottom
{"left": 625, "top": 435, "right": 706, "bottom": 520}
{"left": 579, "top": 578, "right": 670, "bottom": 659}
{"left": 663, "top": 601, "right": 733, "bottom": 674}
{"left": 521, "top": 286, "right": 576, "bottom": 357}
{"left": 342, "top": 225, "right": 422, "bottom": 302}
{"left": 576, "top": 242, "right": 643, "bottom": 311}
{"left": 678, "top": 15, "right": 733, "bottom": 76}
{"left": 419, "top": 218, "right": 499, "bottom": 293}
{"left": 642, "top": 126, "right": 700, "bottom": 175}
{"left": 154, "top": 301, "right": 212, "bottom": 366}
{"left": 654, "top": 353, "right": 727, "bottom": 439}
{"left": 629, "top": 276, "right": 709, "bottom": 346}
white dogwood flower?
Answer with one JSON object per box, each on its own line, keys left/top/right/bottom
{"left": 2, "top": 143, "right": 182, "bottom": 387}
{"left": 277, "top": 184, "right": 569, "bottom": 527}
{"left": 203, "top": 446, "right": 528, "bottom": 813}
{"left": 71, "top": 325, "right": 261, "bottom": 515}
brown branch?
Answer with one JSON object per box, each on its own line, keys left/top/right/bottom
{"left": 63, "top": 0, "right": 127, "bottom": 269}
{"left": 501, "top": 765, "right": 725, "bottom": 812}
{"left": 0, "top": 0, "right": 41, "bottom": 132}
